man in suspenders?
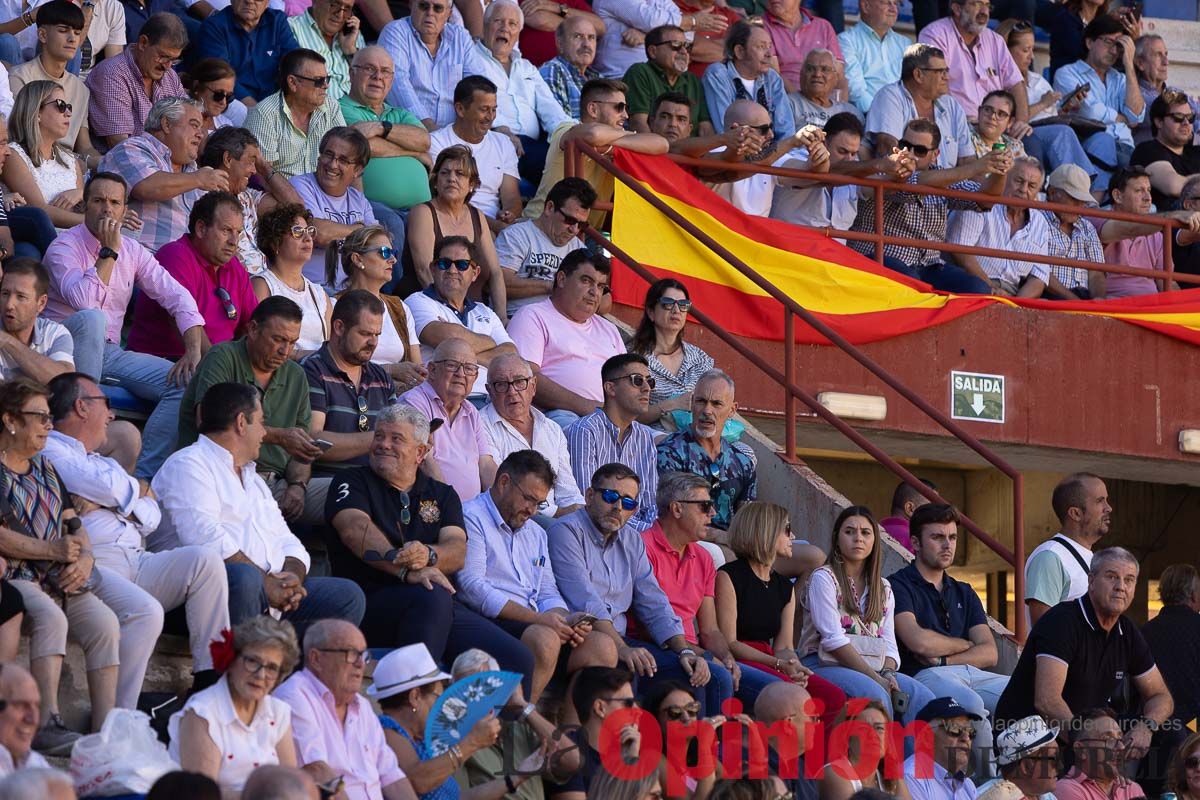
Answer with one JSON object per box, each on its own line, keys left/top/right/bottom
{"left": 1023, "top": 473, "right": 1113, "bottom": 628}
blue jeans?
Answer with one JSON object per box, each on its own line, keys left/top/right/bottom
{"left": 735, "top": 662, "right": 783, "bottom": 710}
{"left": 913, "top": 665, "right": 1009, "bottom": 781}
{"left": 8, "top": 205, "right": 57, "bottom": 259}
{"left": 1083, "top": 130, "right": 1133, "bottom": 192}
{"left": 802, "top": 654, "right": 935, "bottom": 726}
{"left": 1024, "top": 125, "right": 1098, "bottom": 183}
{"left": 62, "top": 310, "right": 183, "bottom": 478}
{"left": 0, "top": 34, "right": 21, "bottom": 65}
{"left": 545, "top": 409, "right": 582, "bottom": 431}
{"left": 625, "top": 638, "right": 735, "bottom": 717}
{"left": 882, "top": 257, "right": 992, "bottom": 294}
{"left": 225, "top": 563, "right": 366, "bottom": 637}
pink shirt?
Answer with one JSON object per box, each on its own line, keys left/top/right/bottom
{"left": 880, "top": 516, "right": 913, "bottom": 552}
{"left": 918, "top": 19, "right": 1023, "bottom": 121}
{"left": 1091, "top": 219, "right": 1163, "bottom": 298}
{"left": 763, "top": 9, "right": 843, "bottom": 90}
{"left": 506, "top": 298, "right": 626, "bottom": 404}
{"left": 1054, "top": 768, "right": 1145, "bottom": 800}
{"left": 399, "top": 381, "right": 497, "bottom": 502}
{"left": 273, "top": 670, "right": 406, "bottom": 800}
{"left": 126, "top": 235, "right": 259, "bottom": 358}
{"left": 43, "top": 224, "right": 205, "bottom": 344}
{"left": 640, "top": 522, "right": 715, "bottom": 644}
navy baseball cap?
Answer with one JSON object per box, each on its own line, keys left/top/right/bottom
{"left": 917, "top": 697, "right": 983, "bottom": 723}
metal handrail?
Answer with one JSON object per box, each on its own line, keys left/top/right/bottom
{"left": 567, "top": 142, "right": 1028, "bottom": 640}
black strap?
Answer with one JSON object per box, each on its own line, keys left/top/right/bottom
{"left": 1051, "top": 535, "right": 1091, "bottom": 575}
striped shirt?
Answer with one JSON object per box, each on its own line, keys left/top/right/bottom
{"left": 640, "top": 342, "right": 715, "bottom": 406}
{"left": 84, "top": 48, "right": 185, "bottom": 141}
{"left": 538, "top": 56, "right": 599, "bottom": 120}
{"left": 1041, "top": 210, "right": 1103, "bottom": 291}
{"left": 287, "top": 11, "right": 364, "bottom": 104}
{"left": 301, "top": 343, "right": 397, "bottom": 469}
{"left": 848, "top": 170, "right": 983, "bottom": 267}
{"left": 565, "top": 409, "right": 658, "bottom": 533}
{"left": 99, "top": 132, "right": 201, "bottom": 253}
{"left": 245, "top": 91, "right": 347, "bottom": 179}
{"left": 377, "top": 17, "right": 487, "bottom": 128}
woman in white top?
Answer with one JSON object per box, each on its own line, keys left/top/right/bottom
{"left": 818, "top": 699, "right": 912, "bottom": 800}
{"left": 3, "top": 81, "right": 85, "bottom": 229}
{"left": 252, "top": 204, "right": 333, "bottom": 358}
{"left": 800, "top": 505, "right": 934, "bottom": 725}
{"left": 169, "top": 616, "right": 299, "bottom": 794}
{"left": 332, "top": 224, "right": 428, "bottom": 393}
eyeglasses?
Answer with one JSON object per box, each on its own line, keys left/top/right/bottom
{"left": 598, "top": 488, "right": 639, "bottom": 511}
{"left": 517, "top": 486, "right": 550, "bottom": 511}
{"left": 317, "top": 647, "right": 372, "bottom": 666}
{"left": 433, "top": 359, "right": 480, "bottom": 377}
{"left": 415, "top": 0, "right": 447, "bottom": 10}
{"left": 593, "top": 100, "right": 628, "bottom": 113}
{"left": 291, "top": 225, "right": 317, "bottom": 240}
{"left": 320, "top": 149, "right": 360, "bottom": 168}
{"left": 600, "top": 696, "right": 637, "bottom": 708}
{"left": 938, "top": 725, "right": 977, "bottom": 740}
{"left": 19, "top": 410, "right": 52, "bottom": 427}
{"left": 658, "top": 297, "right": 692, "bottom": 312}
{"left": 917, "top": 65, "right": 950, "bottom": 75}
{"left": 40, "top": 99, "right": 72, "bottom": 114}
{"left": 1167, "top": 112, "right": 1197, "bottom": 125}
{"left": 653, "top": 40, "right": 692, "bottom": 53}
{"left": 351, "top": 64, "right": 395, "bottom": 78}
{"left": 433, "top": 257, "right": 474, "bottom": 272}
{"left": 771, "top": 792, "right": 795, "bottom": 800}
{"left": 489, "top": 376, "right": 531, "bottom": 394}
{"left": 609, "top": 373, "right": 656, "bottom": 389}
{"left": 663, "top": 702, "right": 701, "bottom": 720}
{"left": 556, "top": 207, "right": 587, "bottom": 229}
{"left": 151, "top": 51, "right": 182, "bottom": 67}
{"left": 1008, "top": 19, "right": 1032, "bottom": 31}
{"left": 978, "top": 105, "right": 1012, "bottom": 120}
{"left": 366, "top": 245, "right": 396, "bottom": 261}
{"left": 1186, "top": 756, "right": 1200, "bottom": 769}
{"left": 239, "top": 653, "right": 283, "bottom": 679}
{"left": 215, "top": 286, "right": 237, "bottom": 320}
{"left": 291, "top": 73, "right": 331, "bottom": 88}
{"left": 677, "top": 499, "right": 715, "bottom": 513}
{"left": 897, "top": 138, "right": 933, "bottom": 157}
{"left": 356, "top": 394, "right": 369, "bottom": 432}
{"left": 326, "top": 1, "right": 355, "bottom": 17}
{"left": 1096, "top": 36, "right": 1122, "bottom": 48}
{"left": 1076, "top": 736, "right": 1123, "bottom": 750}
{"left": 207, "top": 89, "right": 233, "bottom": 103}
{"left": 79, "top": 394, "right": 110, "bottom": 410}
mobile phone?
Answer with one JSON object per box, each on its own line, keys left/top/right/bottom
{"left": 1060, "top": 84, "right": 1088, "bottom": 108}
{"left": 315, "top": 438, "right": 334, "bottom": 451}
{"left": 573, "top": 613, "right": 598, "bottom": 627}
{"left": 341, "top": 20, "right": 355, "bottom": 35}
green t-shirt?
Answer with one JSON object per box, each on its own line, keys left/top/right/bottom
{"left": 177, "top": 338, "right": 312, "bottom": 476}
{"left": 622, "top": 61, "right": 711, "bottom": 127}
{"left": 339, "top": 96, "right": 434, "bottom": 210}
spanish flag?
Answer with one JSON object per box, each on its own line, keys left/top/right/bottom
{"left": 608, "top": 151, "right": 1200, "bottom": 347}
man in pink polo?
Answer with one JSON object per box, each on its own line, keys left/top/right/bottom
{"left": 127, "top": 191, "right": 259, "bottom": 360}
{"left": 506, "top": 248, "right": 625, "bottom": 431}
{"left": 399, "top": 337, "right": 498, "bottom": 502}
{"left": 761, "top": 0, "right": 844, "bottom": 93}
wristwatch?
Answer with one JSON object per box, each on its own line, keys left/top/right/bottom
{"left": 98, "top": 246, "right": 119, "bottom": 261}
{"left": 381, "top": 120, "right": 393, "bottom": 139}
{"left": 425, "top": 543, "right": 439, "bottom": 567}
{"left": 558, "top": 3, "right": 567, "bottom": 16}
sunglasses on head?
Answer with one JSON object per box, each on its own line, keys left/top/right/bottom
{"left": 598, "top": 487, "right": 639, "bottom": 511}
{"left": 215, "top": 286, "right": 237, "bottom": 320}
{"left": 898, "top": 138, "right": 933, "bottom": 157}
{"left": 658, "top": 297, "right": 692, "bottom": 312}
{"left": 208, "top": 89, "right": 234, "bottom": 103}
{"left": 41, "top": 98, "right": 72, "bottom": 114}
{"left": 434, "top": 257, "right": 474, "bottom": 272}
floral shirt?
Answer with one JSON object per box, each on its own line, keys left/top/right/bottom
{"left": 655, "top": 427, "right": 757, "bottom": 530}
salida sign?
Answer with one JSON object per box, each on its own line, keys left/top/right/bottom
{"left": 950, "top": 370, "right": 1005, "bottom": 423}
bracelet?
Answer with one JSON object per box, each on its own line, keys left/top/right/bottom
{"left": 519, "top": 703, "right": 535, "bottom": 722}
{"left": 287, "top": 479, "right": 308, "bottom": 490}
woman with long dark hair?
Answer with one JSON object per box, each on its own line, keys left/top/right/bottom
{"left": 628, "top": 278, "right": 715, "bottom": 426}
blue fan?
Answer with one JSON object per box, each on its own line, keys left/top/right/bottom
{"left": 423, "top": 670, "right": 523, "bottom": 757}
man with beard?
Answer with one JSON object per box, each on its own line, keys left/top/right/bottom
{"left": 0, "top": 259, "right": 74, "bottom": 383}
{"left": 1132, "top": 89, "right": 1200, "bottom": 211}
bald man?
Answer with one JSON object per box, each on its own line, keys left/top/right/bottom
{"left": 242, "top": 765, "right": 321, "bottom": 800}
{"left": 755, "top": 682, "right": 821, "bottom": 799}
{"left": 0, "top": 665, "right": 49, "bottom": 776}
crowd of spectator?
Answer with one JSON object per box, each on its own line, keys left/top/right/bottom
{"left": 0, "top": 0, "right": 1191, "bottom": 797}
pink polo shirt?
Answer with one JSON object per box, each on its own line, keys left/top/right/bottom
{"left": 1054, "top": 767, "right": 1145, "bottom": 800}
{"left": 918, "top": 19, "right": 1023, "bottom": 121}
{"left": 641, "top": 522, "right": 716, "bottom": 644}
{"left": 399, "top": 381, "right": 497, "bottom": 502}
{"left": 506, "top": 298, "right": 626, "bottom": 404}
{"left": 126, "top": 235, "right": 259, "bottom": 359}
{"left": 1090, "top": 219, "right": 1162, "bottom": 298}
{"left": 763, "top": 9, "right": 843, "bottom": 90}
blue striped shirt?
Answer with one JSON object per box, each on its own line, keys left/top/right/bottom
{"left": 565, "top": 409, "right": 658, "bottom": 533}
{"left": 377, "top": 17, "right": 487, "bottom": 127}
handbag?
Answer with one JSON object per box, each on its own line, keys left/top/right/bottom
{"left": 814, "top": 566, "right": 890, "bottom": 671}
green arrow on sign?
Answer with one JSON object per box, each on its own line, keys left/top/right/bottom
{"left": 950, "top": 371, "right": 1005, "bottom": 423}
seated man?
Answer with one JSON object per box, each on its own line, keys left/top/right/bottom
{"left": 544, "top": 666, "right": 637, "bottom": 795}
{"left": 377, "top": 0, "right": 487, "bottom": 130}
{"left": 44, "top": 371, "right": 230, "bottom": 695}
{"left": 702, "top": 21, "right": 796, "bottom": 145}
{"left": 594, "top": 0, "right": 718, "bottom": 80}
{"left": 405, "top": 235, "right": 516, "bottom": 399}
{"left": 754, "top": 683, "right": 820, "bottom": 799}
{"left": 760, "top": 0, "right": 843, "bottom": 94}
{"left": 0, "top": 665, "right": 50, "bottom": 776}
{"left": 507, "top": 248, "right": 625, "bottom": 427}
{"left": 195, "top": 0, "right": 299, "bottom": 105}
{"left": 838, "top": 0, "right": 912, "bottom": 115}
{"left": 904, "top": 697, "right": 983, "bottom": 798}
{"left": 889, "top": 503, "right": 1009, "bottom": 779}
{"left": 790, "top": 48, "right": 861, "bottom": 129}
{"left": 85, "top": 13, "right": 187, "bottom": 149}
{"left": 1055, "top": 707, "right": 1145, "bottom": 800}
{"left": 178, "top": 297, "right": 329, "bottom": 527}
{"left": 429, "top": 76, "right": 523, "bottom": 231}
{"left": 623, "top": 24, "right": 712, "bottom": 135}
{"left": 566, "top": 354, "right": 659, "bottom": 533}
{"left": 948, "top": 156, "right": 1052, "bottom": 297}
{"left": 1132, "top": 34, "right": 1200, "bottom": 145}
{"left": 549, "top": 462, "right": 730, "bottom": 714}
{"left": 127, "top": 191, "right": 258, "bottom": 359}
{"left": 289, "top": 126, "right": 376, "bottom": 286}
{"left": 866, "top": 44, "right": 972, "bottom": 169}
{"left": 538, "top": 14, "right": 602, "bottom": 120}
{"left": 975, "top": 716, "right": 1059, "bottom": 800}
{"left": 151, "top": 381, "right": 367, "bottom": 629}
{"left": 879, "top": 477, "right": 935, "bottom": 552}
{"left": 458, "top": 449, "right": 616, "bottom": 701}
{"left": 273, "top": 619, "right": 415, "bottom": 798}
{"left": 302, "top": 290, "right": 397, "bottom": 472}
{"left": 496, "top": 177, "right": 597, "bottom": 316}
{"left": 1131, "top": 89, "right": 1200, "bottom": 212}
{"left": 99, "top": 97, "right": 225, "bottom": 254}
{"left": 1041, "top": 163, "right": 1105, "bottom": 301}
{"left": 246, "top": 49, "right": 348, "bottom": 180}
{"left": 481, "top": 353, "right": 584, "bottom": 519}
{"left": 399, "top": 338, "right": 499, "bottom": 502}
{"left": 0, "top": 259, "right": 74, "bottom": 383}
{"left": 324, "top": 402, "right": 535, "bottom": 682}
{"left": 43, "top": 171, "right": 206, "bottom": 479}
{"left": 656, "top": 369, "right": 755, "bottom": 533}
{"left": 1178, "top": 176, "right": 1200, "bottom": 277}
{"left": 287, "top": 0, "right": 363, "bottom": 103}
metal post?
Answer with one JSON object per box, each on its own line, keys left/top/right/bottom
{"left": 1012, "top": 474, "right": 1025, "bottom": 642}
{"left": 784, "top": 310, "right": 796, "bottom": 463}
{"left": 1165, "top": 221, "right": 1176, "bottom": 292}
{"left": 874, "top": 184, "right": 885, "bottom": 264}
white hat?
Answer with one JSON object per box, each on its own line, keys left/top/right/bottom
{"left": 366, "top": 644, "right": 452, "bottom": 701}
{"left": 995, "top": 715, "right": 1059, "bottom": 767}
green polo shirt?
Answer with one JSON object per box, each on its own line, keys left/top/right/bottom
{"left": 338, "top": 95, "right": 433, "bottom": 210}
{"left": 622, "top": 61, "right": 710, "bottom": 127}
{"left": 177, "top": 338, "right": 312, "bottom": 476}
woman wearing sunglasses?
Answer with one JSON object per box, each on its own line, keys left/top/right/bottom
{"left": 1167, "top": 731, "right": 1200, "bottom": 800}
{"left": 334, "top": 224, "right": 428, "bottom": 391}
{"left": 628, "top": 278, "right": 716, "bottom": 427}
{"left": 253, "top": 203, "right": 334, "bottom": 358}
{"left": 183, "top": 58, "right": 240, "bottom": 143}
{"left": 3, "top": 81, "right": 87, "bottom": 230}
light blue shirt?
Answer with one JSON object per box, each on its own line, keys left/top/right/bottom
{"left": 904, "top": 755, "right": 978, "bottom": 800}
{"left": 702, "top": 60, "right": 796, "bottom": 143}
{"left": 377, "top": 17, "right": 487, "bottom": 127}
{"left": 838, "top": 22, "right": 912, "bottom": 114}
{"left": 1052, "top": 60, "right": 1143, "bottom": 149}
{"left": 593, "top": 0, "right": 681, "bottom": 79}
{"left": 474, "top": 42, "right": 570, "bottom": 139}
{"left": 565, "top": 410, "right": 659, "bottom": 533}
{"left": 547, "top": 508, "right": 684, "bottom": 646}
{"left": 458, "top": 490, "right": 565, "bottom": 619}
{"left": 865, "top": 81, "right": 973, "bottom": 169}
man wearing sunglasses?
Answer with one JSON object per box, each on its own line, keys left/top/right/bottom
{"left": 1131, "top": 89, "right": 1200, "bottom": 213}
{"left": 550, "top": 463, "right": 728, "bottom": 715}
{"left": 288, "top": 0, "right": 364, "bottom": 104}
{"left": 624, "top": 24, "right": 713, "bottom": 135}
{"left": 904, "top": 697, "right": 982, "bottom": 799}
{"left": 195, "top": 0, "right": 299, "bottom": 105}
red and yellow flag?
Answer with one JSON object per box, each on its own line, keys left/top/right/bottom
{"left": 608, "top": 150, "right": 1200, "bottom": 346}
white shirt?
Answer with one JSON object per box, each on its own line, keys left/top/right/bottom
{"left": 474, "top": 42, "right": 570, "bottom": 139}
{"left": 0, "top": 317, "right": 73, "bottom": 380}
{"left": 373, "top": 298, "right": 420, "bottom": 365}
{"left": 429, "top": 125, "right": 519, "bottom": 219}
{"left": 707, "top": 169, "right": 777, "bottom": 218}
{"left": 904, "top": 754, "right": 978, "bottom": 800}
{"left": 949, "top": 203, "right": 1052, "bottom": 286}
{"left": 799, "top": 567, "right": 900, "bottom": 666}
{"left": 494, "top": 219, "right": 583, "bottom": 314}
{"left": 594, "top": 0, "right": 681, "bottom": 79}
{"left": 405, "top": 288, "right": 514, "bottom": 394}
{"left": 42, "top": 430, "right": 159, "bottom": 557}
{"left": 150, "top": 435, "right": 312, "bottom": 576}
{"left": 480, "top": 402, "right": 584, "bottom": 515}
{"left": 0, "top": 745, "right": 49, "bottom": 777}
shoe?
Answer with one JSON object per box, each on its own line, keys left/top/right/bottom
{"left": 32, "top": 714, "right": 81, "bottom": 756}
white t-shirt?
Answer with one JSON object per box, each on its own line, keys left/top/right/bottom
{"left": 0, "top": 317, "right": 74, "bottom": 380}
{"left": 373, "top": 298, "right": 420, "bottom": 364}
{"left": 405, "top": 288, "right": 514, "bottom": 394}
{"left": 429, "top": 125, "right": 519, "bottom": 219}
{"left": 289, "top": 172, "right": 377, "bottom": 286}
{"left": 78, "top": 0, "right": 126, "bottom": 78}
{"left": 494, "top": 219, "right": 583, "bottom": 314}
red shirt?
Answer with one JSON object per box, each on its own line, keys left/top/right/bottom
{"left": 641, "top": 522, "right": 716, "bottom": 644}
{"left": 677, "top": 1, "right": 744, "bottom": 79}
{"left": 519, "top": 0, "right": 595, "bottom": 67}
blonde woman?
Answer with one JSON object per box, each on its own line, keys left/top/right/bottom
{"left": 3, "top": 81, "right": 84, "bottom": 229}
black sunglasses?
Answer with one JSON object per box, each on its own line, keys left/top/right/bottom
{"left": 653, "top": 40, "right": 693, "bottom": 53}
{"left": 208, "top": 89, "right": 233, "bottom": 103}
{"left": 215, "top": 286, "right": 237, "bottom": 320}
{"left": 898, "top": 138, "right": 933, "bottom": 157}
{"left": 356, "top": 394, "right": 369, "bottom": 431}
{"left": 556, "top": 207, "right": 587, "bottom": 229}
{"left": 677, "top": 499, "right": 715, "bottom": 513}
{"left": 658, "top": 297, "right": 692, "bottom": 312}
{"left": 434, "top": 257, "right": 474, "bottom": 272}
{"left": 79, "top": 394, "right": 111, "bottom": 410}
{"left": 291, "top": 73, "right": 331, "bottom": 88}
{"left": 41, "top": 98, "right": 72, "bottom": 114}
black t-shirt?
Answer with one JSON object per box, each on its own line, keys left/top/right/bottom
{"left": 718, "top": 559, "right": 795, "bottom": 642}
{"left": 994, "top": 593, "right": 1156, "bottom": 730}
{"left": 324, "top": 466, "right": 464, "bottom": 592}
{"left": 1130, "top": 139, "right": 1200, "bottom": 211}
